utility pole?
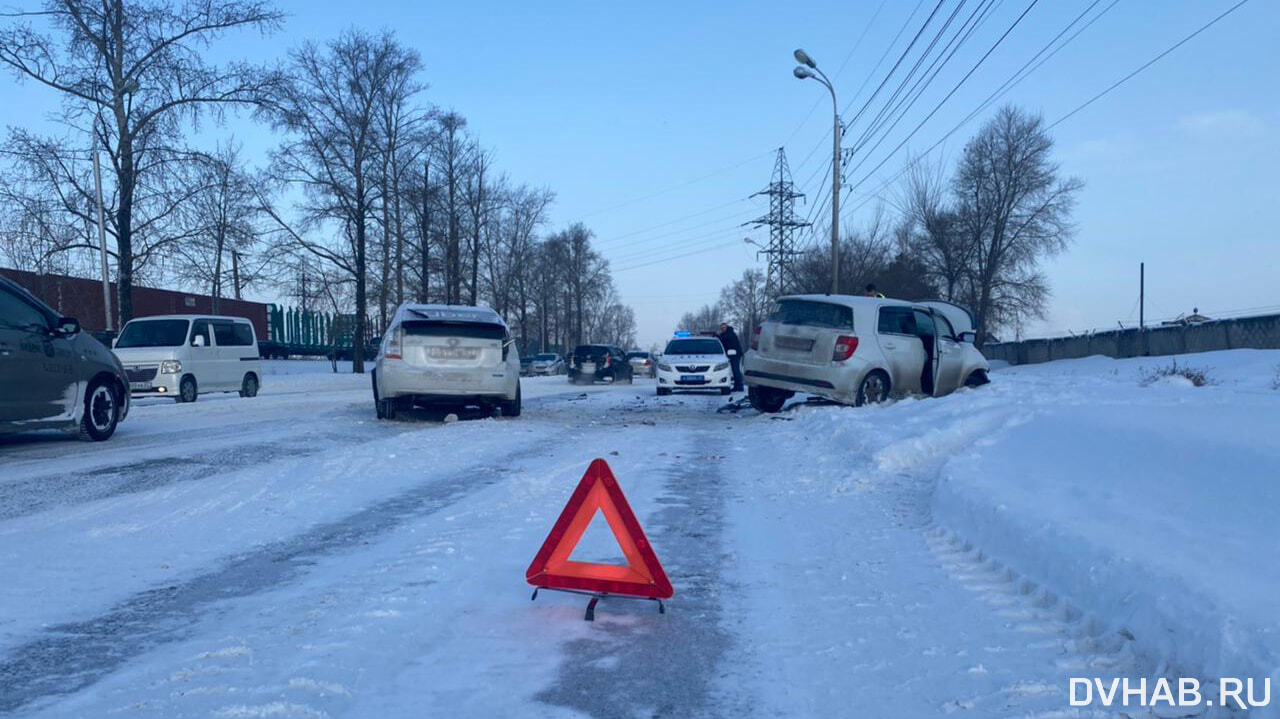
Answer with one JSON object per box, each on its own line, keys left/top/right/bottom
{"left": 91, "top": 134, "right": 112, "bottom": 331}
{"left": 745, "top": 148, "right": 809, "bottom": 300}
{"left": 232, "top": 250, "right": 241, "bottom": 299}
{"left": 1139, "top": 262, "right": 1145, "bottom": 329}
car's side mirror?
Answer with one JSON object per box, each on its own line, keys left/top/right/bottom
{"left": 192, "top": 335, "right": 206, "bottom": 347}
{"left": 54, "top": 316, "right": 80, "bottom": 336}
{"left": 958, "top": 331, "right": 976, "bottom": 343}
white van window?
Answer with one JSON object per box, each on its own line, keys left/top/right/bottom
{"left": 212, "top": 321, "right": 238, "bottom": 347}
{"left": 190, "top": 319, "right": 214, "bottom": 346}
{"left": 116, "top": 318, "right": 190, "bottom": 347}
{"left": 232, "top": 322, "right": 255, "bottom": 346}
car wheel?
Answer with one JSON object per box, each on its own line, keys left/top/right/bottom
{"left": 624, "top": 370, "right": 634, "bottom": 385}
{"left": 656, "top": 387, "right": 670, "bottom": 396}
{"left": 964, "top": 370, "right": 990, "bottom": 388}
{"left": 720, "top": 387, "right": 732, "bottom": 395}
{"left": 748, "top": 385, "right": 789, "bottom": 413}
{"left": 855, "top": 370, "right": 890, "bottom": 406}
{"left": 500, "top": 383, "right": 522, "bottom": 417}
{"left": 377, "top": 397, "right": 398, "bottom": 420}
{"left": 78, "top": 378, "right": 120, "bottom": 441}
{"left": 239, "top": 373, "right": 259, "bottom": 398}
{"left": 177, "top": 375, "right": 198, "bottom": 403}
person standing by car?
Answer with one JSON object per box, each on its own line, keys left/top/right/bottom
{"left": 717, "top": 322, "right": 744, "bottom": 392}
{"left": 864, "top": 283, "right": 885, "bottom": 298}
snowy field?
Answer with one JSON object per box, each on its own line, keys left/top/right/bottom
{"left": 1, "top": 352, "right": 1276, "bottom": 717}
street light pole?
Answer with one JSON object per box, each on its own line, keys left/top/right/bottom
{"left": 793, "top": 49, "right": 841, "bottom": 294}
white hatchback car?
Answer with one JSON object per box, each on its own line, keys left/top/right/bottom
{"left": 743, "top": 295, "right": 989, "bottom": 412}
{"left": 656, "top": 334, "right": 733, "bottom": 396}
{"left": 372, "top": 304, "right": 521, "bottom": 419}
{"left": 113, "top": 315, "right": 262, "bottom": 403}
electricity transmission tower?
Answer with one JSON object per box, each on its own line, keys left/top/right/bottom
{"left": 746, "top": 148, "right": 809, "bottom": 300}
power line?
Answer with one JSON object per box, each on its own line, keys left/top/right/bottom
{"left": 1047, "top": 0, "right": 1252, "bottom": 130}
{"left": 575, "top": 150, "right": 773, "bottom": 220}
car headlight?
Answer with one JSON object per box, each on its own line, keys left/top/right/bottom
{"left": 714, "top": 362, "right": 729, "bottom": 371}
{"left": 160, "top": 360, "right": 182, "bottom": 374}
{"left": 658, "top": 363, "right": 673, "bottom": 372}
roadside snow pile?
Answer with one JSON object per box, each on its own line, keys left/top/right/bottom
{"left": 934, "top": 349, "right": 1280, "bottom": 704}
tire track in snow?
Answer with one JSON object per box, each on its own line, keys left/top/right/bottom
{"left": 535, "top": 426, "right": 737, "bottom": 718}
{"left": 925, "top": 528, "right": 1155, "bottom": 717}
{"left": 0, "top": 434, "right": 566, "bottom": 716}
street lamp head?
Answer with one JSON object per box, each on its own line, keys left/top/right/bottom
{"left": 793, "top": 66, "right": 814, "bottom": 80}
{"left": 793, "top": 48, "right": 817, "bottom": 69}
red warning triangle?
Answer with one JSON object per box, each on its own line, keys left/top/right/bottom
{"left": 526, "top": 458, "right": 673, "bottom": 599}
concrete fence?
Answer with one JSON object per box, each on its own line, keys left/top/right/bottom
{"left": 982, "top": 313, "right": 1280, "bottom": 366}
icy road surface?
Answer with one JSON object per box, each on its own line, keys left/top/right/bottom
{"left": 1, "top": 353, "right": 1277, "bottom": 717}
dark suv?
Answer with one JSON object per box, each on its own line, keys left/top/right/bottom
{"left": 568, "top": 344, "right": 634, "bottom": 384}
{"left": 0, "top": 275, "right": 130, "bottom": 440}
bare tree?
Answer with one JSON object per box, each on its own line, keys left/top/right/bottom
{"left": 678, "top": 303, "right": 723, "bottom": 334}
{"left": 952, "top": 106, "right": 1081, "bottom": 343}
{"left": 170, "top": 143, "right": 270, "bottom": 309}
{"left": 268, "top": 29, "right": 421, "bottom": 373}
{"left": 901, "top": 158, "right": 969, "bottom": 301}
{"left": 433, "top": 112, "right": 469, "bottom": 304}
{"left": 718, "top": 268, "right": 768, "bottom": 340}
{"left": 0, "top": 0, "right": 282, "bottom": 321}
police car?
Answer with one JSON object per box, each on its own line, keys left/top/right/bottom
{"left": 655, "top": 332, "right": 733, "bottom": 396}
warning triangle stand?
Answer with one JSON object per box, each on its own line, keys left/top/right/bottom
{"left": 526, "top": 458, "right": 673, "bottom": 620}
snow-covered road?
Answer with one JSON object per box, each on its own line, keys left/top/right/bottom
{"left": 2, "top": 353, "right": 1276, "bottom": 717}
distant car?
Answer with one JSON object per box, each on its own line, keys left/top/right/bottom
{"left": 568, "top": 344, "right": 633, "bottom": 384}
{"left": 0, "top": 274, "right": 130, "bottom": 440}
{"left": 520, "top": 356, "right": 534, "bottom": 376}
{"left": 529, "top": 352, "right": 566, "bottom": 376}
{"left": 626, "top": 351, "right": 656, "bottom": 378}
{"left": 114, "top": 315, "right": 262, "bottom": 403}
{"left": 744, "top": 295, "right": 990, "bottom": 412}
{"left": 372, "top": 303, "right": 521, "bottom": 419}
{"left": 655, "top": 336, "right": 732, "bottom": 396}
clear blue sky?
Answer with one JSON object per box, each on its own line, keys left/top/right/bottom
{"left": 3, "top": 0, "right": 1276, "bottom": 346}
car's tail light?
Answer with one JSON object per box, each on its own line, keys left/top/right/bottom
{"left": 384, "top": 327, "right": 403, "bottom": 359}
{"left": 832, "top": 335, "right": 858, "bottom": 361}
{"left": 751, "top": 325, "right": 762, "bottom": 350}
{"left": 604, "top": 354, "right": 612, "bottom": 367}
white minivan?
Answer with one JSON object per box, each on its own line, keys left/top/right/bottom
{"left": 113, "top": 315, "right": 263, "bottom": 402}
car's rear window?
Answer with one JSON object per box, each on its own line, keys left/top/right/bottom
{"left": 627, "top": 352, "right": 650, "bottom": 359}
{"left": 401, "top": 321, "right": 505, "bottom": 340}
{"left": 115, "top": 319, "right": 190, "bottom": 347}
{"left": 534, "top": 353, "right": 558, "bottom": 361}
{"left": 665, "top": 338, "right": 723, "bottom": 355}
{"left": 770, "top": 300, "right": 854, "bottom": 330}
{"left": 574, "top": 345, "right": 609, "bottom": 357}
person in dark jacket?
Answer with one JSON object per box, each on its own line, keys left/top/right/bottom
{"left": 717, "top": 322, "right": 744, "bottom": 391}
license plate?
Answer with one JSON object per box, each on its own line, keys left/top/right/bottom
{"left": 425, "top": 346, "right": 480, "bottom": 360}
{"left": 775, "top": 334, "right": 816, "bottom": 352}
{"left": 130, "top": 382, "right": 151, "bottom": 390}
{"left": 581, "top": 362, "right": 596, "bottom": 373}
{"left": 680, "top": 374, "right": 704, "bottom": 383}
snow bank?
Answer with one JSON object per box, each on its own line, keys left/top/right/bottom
{"left": 935, "top": 350, "right": 1280, "bottom": 713}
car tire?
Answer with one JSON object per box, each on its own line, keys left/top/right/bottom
{"left": 500, "top": 383, "right": 522, "bottom": 417}
{"left": 855, "top": 370, "right": 891, "bottom": 407}
{"left": 239, "top": 373, "right": 259, "bottom": 398}
{"left": 720, "top": 387, "right": 732, "bottom": 395}
{"left": 177, "top": 375, "right": 198, "bottom": 403}
{"left": 964, "top": 370, "right": 990, "bottom": 388}
{"left": 377, "top": 397, "right": 398, "bottom": 420}
{"left": 656, "top": 387, "right": 671, "bottom": 396}
{"left": 78, "top": 377, "right": 120, "bottom": 441}
{"left": 748, "top": 385, "right": 789, "bottom": 413}
{"left": 624, "top": 371, "right": 634, "bottom": 385}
